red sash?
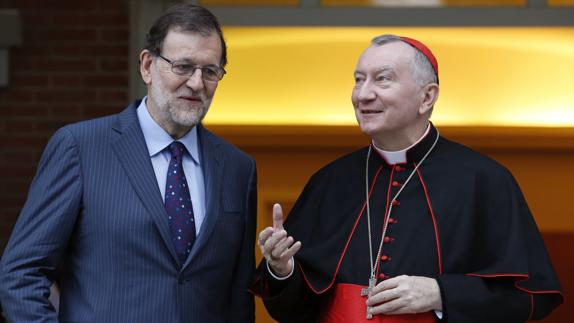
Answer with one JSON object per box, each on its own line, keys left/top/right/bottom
{"left": 318, "top": 284, "right": 436, "bottom": 323}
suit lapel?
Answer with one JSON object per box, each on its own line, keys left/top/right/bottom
{"left": 110, "top": 104, "right": 179, "bottom": 264}
{"left": 185, "top": 125, "right": 224, "bottom": 267}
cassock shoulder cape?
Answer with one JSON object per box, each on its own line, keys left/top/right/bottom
{"left": 251, "top": 125, "right": 562, "bottom": 322}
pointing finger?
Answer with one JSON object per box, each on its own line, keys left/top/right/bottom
{"left": 272, "top": 203, "right": 284, "bottom": 231}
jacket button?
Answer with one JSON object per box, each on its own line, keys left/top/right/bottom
{"left": 383, "top": 236, "right": 394, "bottom": 243}
{"left": 391, "top": 181, "right": 401, "bottom": 187}
{"left": 378, "top": 273, "right": 387, "bottom": 280}
{"left": 395, "top": 165, "right": 404, "bottom": 172}
{"left": 391, "top": 200, "right": 400, "bottom": 206}
{"left": 388, "top": 218, "right": 397, "bottom": 224}
{"left": 380, "top": 255, "right": 390, "bottom": 262}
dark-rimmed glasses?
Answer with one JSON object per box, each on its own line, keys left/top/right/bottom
{"left": 157, "top": 54, "right": 226, "bottom": 83}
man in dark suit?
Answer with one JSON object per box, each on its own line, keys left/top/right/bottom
{"left": 0, "top": 4, "right": 256, "bottom": 322}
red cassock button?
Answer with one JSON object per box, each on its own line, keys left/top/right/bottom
{"left": 380, "top": 255, "right": 390, "bottom": 262}
{"left": 395, "top": 165, "right": 404, "bottom": 172}
{"left": 391, "top": 200, "right": 400, "bottom": 206}
{"left": 383, "top": 236, "right": 394, "bottom": 243}
{"left": 391, "top": 181, "right": 401, "bottom": 187}
{"left": 378, "top": 273, "right": 386, "bottom": 280}
{"left": 388, "top": 217, "right": 397, "bottom": 224}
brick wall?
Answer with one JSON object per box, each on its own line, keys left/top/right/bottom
{"left": 0, "top": 0, "right": 130, "bottom": 252}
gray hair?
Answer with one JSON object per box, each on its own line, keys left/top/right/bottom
{"left": 144, "top": 4, "right": 227, "bottom": 67}
{"left": 371, "top": 34, "right": 437, "bottom": 86}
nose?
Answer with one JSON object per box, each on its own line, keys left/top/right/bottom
{"left": 354, "top": 80, "right": 376, "bottom": 103}
{"left": 185, "top": 68, "right": 205, "bottom": 91}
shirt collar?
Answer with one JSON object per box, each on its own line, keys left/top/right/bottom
{"left": 136, "top": 97, "right": 201, "bottom": 165}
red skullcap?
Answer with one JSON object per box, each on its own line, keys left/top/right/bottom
{"left": 399, "top": 36, "right": 439, "bottom": 83}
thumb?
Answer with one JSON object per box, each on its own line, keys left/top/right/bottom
{"left": 272, "top": 203, "right": 284, "bottom": 231}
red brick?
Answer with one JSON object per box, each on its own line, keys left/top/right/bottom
{"left": 28, "top": 0, "right": 98, "bottom": 11}
{"left": 21, "top": 12, "right": 53, "bottom": 25}
{"left": 84, "top": 75, "right": 128, "bottom": 87}
{"left": 0, "top": 165, "right": 39, "bottom": 178}
{"left": 0, "top": 215, "right": 21, "bottom": 230}
{"left": 0, "top": 180, "right": 32, "bottom": 194}
{"left": 0, "top": 195, "right": 27, "bottom": 210}
{"left": 12, "top": 46, "right": 51, "bottom": 57}
{"left": 33, "top": 29, "right": 98, "bottom": 42}
{"left": 52, "top": 45, "right": 83, "bottom": 55}
{"left": 0, "top": 165, "right": 38, "bottom": 178}
{"left": 51, "top": 75, "right": 83, "bottom": 87}
{"left": 51, "top": 44, "right": 128, "bottom": 56}
{"left": 4, "top": 121, "right": 35, "bottom": 133}
{"left": 85, "top": 45, "right": 128, "bottom": 56}
{"left": 51, "top": 13, "right": 85, "bottom": 25}
{"left": 48, "top": 105, "right": 83, "bottom": 118}
{"left": 97, "top": 0, "right": 128, "bottom": 11}
{"left": 0, "top": 105, "right": 48, "bottom": 117}
{"left": 82, "top": 105, "right": 123, "bottom": 118}
{"left": 37, "top": 59, "right": 97, "bottom": 71}
{"left": 0, "top": 234, "right": 12, "bottom": 251}
{"left": 11, "top": 59, "right": 38, "bottom": 71}
{"left": 10, "top": 75, "right": 50, "bottom": 87}
{"left": 0, "top": 160, "right": 36, "bottom": 171}
{"left": 1, "top": 215, "right": 21, "bottom": 229}
{"left": 0, "top": 151, "right": 39, "bottom": 164}
{"left": 100, "top": 28, "right": 128, "bottom": 42}
{"left": 36, "top": 120, "right": 72, "bottom": 134}
{"left": 1, "top": 90, "right": 37, "bottom": 103}
{"left": 100, "top": 59, "right": 128, "bottom": 71}
{"left": 84, "top": 13, "right": 128, "bottom": 25}
{"left": 0, "top": 136, "right": 47, "bottom": 148}
{"left": 0, "top": 206, "right": 23, "bottom": 219}
{"left": 0, "top": 209, "right": 21, "bottom": 219}
{"left": 0, "top": 189, "right": 31, "bottom": 198}
{"left": 0, "top": 0, "right": 131, "bottom": 251}
{"left": 98, "top": 90, "right": 128, "bottom": 101}
{"left": 39, "top": 90, "right": 97, "bottom": 103}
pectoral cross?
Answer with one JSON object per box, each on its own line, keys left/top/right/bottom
{"left": 361, "top": 277, "right": 376, "bottom": 320}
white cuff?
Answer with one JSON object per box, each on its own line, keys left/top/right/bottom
{"left": 266, "top": 258, "right": 294, "bottom": 281}
{"left": 434, "top": 310, "right": 443, "bottom": 320}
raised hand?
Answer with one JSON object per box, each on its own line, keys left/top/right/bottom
{"left": 366, "top": 275, "right": 442, "bottom": 316}
{"left": 257, "top": 203, "right": 302, "bottom": 277}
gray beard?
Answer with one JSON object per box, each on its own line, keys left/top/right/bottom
{"left": 168, "top": 101, "right": 209, "bottom": 127}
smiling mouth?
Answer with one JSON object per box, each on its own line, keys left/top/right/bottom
{"left": 179, "top": 96, "right": 202, "bottom": 102}
{"left": 361, "top": 109, "right": 383, "bottom": 114}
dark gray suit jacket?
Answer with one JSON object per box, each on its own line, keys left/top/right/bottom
{"left": 0, "top": 101, "right": 257, "bottom": 322}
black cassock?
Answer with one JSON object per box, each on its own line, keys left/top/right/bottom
{"left": 251, "top": 125, "right": 562, "bottom": 322}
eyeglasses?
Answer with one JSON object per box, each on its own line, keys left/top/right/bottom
{"left": 157, "top": 54, "right": 226, "bottom": 83}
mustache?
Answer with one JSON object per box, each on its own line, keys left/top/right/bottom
{"left": 176, "top": 91, "right": 206, "bottom": 100}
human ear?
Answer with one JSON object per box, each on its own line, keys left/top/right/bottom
{"left": 419, "top": 83, "right": 439, "bottom": 115}
{"left": 139, "top": 50, "right": 153, "bottom": 85}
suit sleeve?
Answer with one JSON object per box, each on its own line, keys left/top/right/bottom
{"left": 227, "top": 159, "right": 257, "bottom": 323}
{"left": 0, "top": 127, "right": 83, "bottom": 322}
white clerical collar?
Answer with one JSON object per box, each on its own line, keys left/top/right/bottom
{"left": 372, "top": 123, "right": 431, "bottom": 165}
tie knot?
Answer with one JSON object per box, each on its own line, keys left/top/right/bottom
{"left": 168, "top": 141, "right": 186, "bottom": 159}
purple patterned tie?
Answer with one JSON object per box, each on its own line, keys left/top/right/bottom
{"left": 164, "top": 141, "right": 196, "bottom": 264}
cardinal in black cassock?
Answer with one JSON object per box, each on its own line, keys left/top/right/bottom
{"left": 250, "top": 35, "right": 562, "bottom": 323}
